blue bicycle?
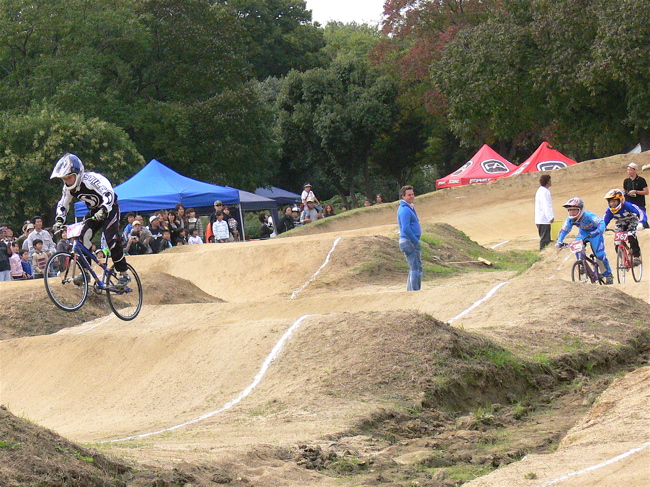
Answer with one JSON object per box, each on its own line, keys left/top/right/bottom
{"left": 44, "top": 222, "right": 143, "bottom": 320}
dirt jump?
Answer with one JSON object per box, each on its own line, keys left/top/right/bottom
{"left": 1, "top": 151, "right": 649, "bottom": 486}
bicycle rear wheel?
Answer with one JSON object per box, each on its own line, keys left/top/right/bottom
{"left": 105, "top": 263, "right": 143, "bottom": 321}
{"left": 44, "top": 252, "right": 88, "bottom": 311}
{"left": 616, "top": 246, "right": 628, "bottom": 284}
{"left": 632, "top": 250, "right": 643, "bottom": 282}
{"left": 571, "top": 261, "right": 588, "bottom": 283}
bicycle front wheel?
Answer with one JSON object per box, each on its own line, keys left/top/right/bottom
{"left": 106, "top": 263, "right": 143, "bottom": 321}
{"left": 632, "top": 251, "right": 643, "bottom": 282}
{"left": 44, "top": 252, "right": 88, "bottom": 311}
{"left": 616, "top": 246, "right": 628, "bottom": 284}
{"left": 571, "top": 261, "right": 588, "bottom": 283}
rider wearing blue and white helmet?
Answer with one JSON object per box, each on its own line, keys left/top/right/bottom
{"left": 51, "top": 153, "right": 130, "bottom": 288}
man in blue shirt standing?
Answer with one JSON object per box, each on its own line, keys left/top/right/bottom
{"left": 398, "top": 185, "right": 422, "bottom": 291}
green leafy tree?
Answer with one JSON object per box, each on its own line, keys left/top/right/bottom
{"left": 184, "top": 83, "right": 278, "bottom": 190}
{"left": 215, "top": 0, "right": 326, "bottom": 79}
{"left": 277, "top": 57, "right": 398, "bottom": 206}
{"left": 0, "top": 106, "right": 144, "bottom": 227}
{"left": 588, "top": 0, "right": 650, "bottom": 149}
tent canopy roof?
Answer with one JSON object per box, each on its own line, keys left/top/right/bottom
{"left": 74, "top": 159, "right": 240, "bottom": 217}
{"left": 254, "top": 186, "right": 301, "bottom": 206}
{"left": 436, "top": 144, "right": 516, "bottom": 189}
{"left": 238, "top": 189, "right": 276, "bottom": 211}
{"left": 509, "top": 142, "right": 578, "bottom": 176}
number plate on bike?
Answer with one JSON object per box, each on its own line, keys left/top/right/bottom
{"left": 614, "top": 231, "right": 628, "bottom": 242}
{"left": 569, "top": 240, "right": 583, "bottom": 253}
{"left": 66, "top": 222, "right": 85, "bottom": 239}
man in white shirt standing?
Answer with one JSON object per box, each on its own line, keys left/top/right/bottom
{"left": 25, "top": 216, "right": 56, "bottom": 258}
{"left": 535, "top": 174, "right": 554, "bottom": 250}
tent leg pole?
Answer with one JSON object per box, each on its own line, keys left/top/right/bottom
{"left": 238, "top": 206, "right": 245, "bottom": 241}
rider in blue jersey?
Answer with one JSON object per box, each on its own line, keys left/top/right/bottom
{"left": 603, "top": 188, "right": 647, "bottom": 266}
{"left": 556, "top": 196, "right": 614, "bottom": 285}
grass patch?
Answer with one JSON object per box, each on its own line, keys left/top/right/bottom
{"left": 445, "top": 464, "right": 497, "bottom": 482}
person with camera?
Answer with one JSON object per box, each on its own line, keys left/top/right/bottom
{"left": 125, "top": 228, "right": 148, "bottom": 255}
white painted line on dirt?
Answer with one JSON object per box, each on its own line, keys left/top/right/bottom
{"left": 447, "top": 281, "right": 510, "bottom": 324}
{"left": 558, "top": 252, "right": 572, "bottom": 270}
{"left": 291, "top": 237, "right": 342, "bottom": 299}
{"left": 490, "top": 240, "right": 509, "bottom": 249}
{"left": 107, "top": 314, "right": 314, "bottom": 443}
{"left": 78, "top": 315, "right": 114, "bottom": 334}
{"left": 539, "top": 441, "right": 650, "bottom": 486}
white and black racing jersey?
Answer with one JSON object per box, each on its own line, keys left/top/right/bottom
{"left": 55, "top": 171, "right": 117, "bottom": 221}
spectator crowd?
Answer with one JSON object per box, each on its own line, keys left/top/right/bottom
{"left": 0, "top": 182, "right": 382, "bottom": 282}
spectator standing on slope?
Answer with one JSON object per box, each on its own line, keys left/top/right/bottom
{"left": 535, "top": 174, "right": 554, "bottom": 250}
{"left": 397, "top": 185, "right": 422, "bottom": 291}
{"left": 623, "top": 162, "right": 649, "bottom": 228}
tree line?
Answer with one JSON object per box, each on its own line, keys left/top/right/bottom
{"left": 0, "top": 0, "right": 647, "bottom": 228}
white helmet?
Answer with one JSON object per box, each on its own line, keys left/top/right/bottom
{"left": 51, "top": 153, "right": 84, "bottom": 191}
{"left": 562, "top": 196, "right": 584, "bottom": 222}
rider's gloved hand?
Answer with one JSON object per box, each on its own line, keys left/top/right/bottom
{"left": 52, "top": 219, "right": 64, "bottom": 233}
{"left": 91, "top": 208, "right": 107, "bottom": 221}
{"left": 637, "top": 222, "right": 645, "bottom": 232}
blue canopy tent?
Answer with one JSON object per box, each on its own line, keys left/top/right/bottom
{"left": 239, "top": 190, "right": 279, "bottom": 240}
{"left": 74, "top": 159, "right": 240, "bottom": 218}
{"left": 238, "top": 190, "right": 276, "bottom": 211}
{"left": 254, "top": 186, "right": 301, "bottom": 206}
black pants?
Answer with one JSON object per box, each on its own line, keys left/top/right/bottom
{"left": 82, "top": 205, "right": 128, "bottom": 273}
{"left": 537, "top": 223, "right": 551, "bottom": 250}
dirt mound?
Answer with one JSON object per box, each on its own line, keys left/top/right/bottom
{"left": 0, "top": 405, "right": 132, "bottom": 487}
{"left": 0, "top": 405, "right": 262, "bottom": 487}
{"left": 0, "top": 272, "right": 220, "bottom": 340}
{"left": 301, "top": 223, "right": 535, "bottom": 292}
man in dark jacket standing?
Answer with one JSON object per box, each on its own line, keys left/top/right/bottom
{"left": 624, "top": 162, "right": 649, "bottom": 228}
{"left": 397, "top": 185, "right": 422, "bottom": 291}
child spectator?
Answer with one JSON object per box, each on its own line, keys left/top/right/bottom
{"left": 20, "top": 249, "right": 33, "bottom": 279}
{"left": 212, "top": 211, "right": 229, "bottom": 243}
{"left": 158, "top": 229, "right": 174, "bottom": 251}
{"left": 174, "top": 228, "right": 187, "bottom": 246}
{"left": 9, "top": 242, "right": 26, "bottom": 279}
{"left": 291, "top": 206, "right": 302, "bottom": 227}
{"left": 223, "top": 206, "right": 240, "bottom": 241}
{"left": 259, "top": 213, "right": 273, "bottom": 239}
{"left": 56, "top": 228, "right": 73, "bottom": 253}
{"left": 188, "top": 227, "right": 203, "bottom": 244}
{"left": 31, "top": 239, "right": 48, "bottom": 278}
{"left": 122, "top": 212, "right": 136, "bottom": 243}
{"left": 186, "top": 208, "right": 203, "bottom": 238}
{"left": 301, "top": 183, "right": 320, "bottom": 210}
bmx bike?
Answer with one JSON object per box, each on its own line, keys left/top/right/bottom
{"left": 44, "top": 222, "right": 143, "bottom": 321}
{"left": 561, "top": 239, "right": 605, "bottom": 285}
{"left": 609, "top": 229, "right": 643, "bottom": 283}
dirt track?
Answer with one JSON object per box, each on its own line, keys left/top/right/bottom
{"left": 1, "top": 151, "right": 649, "bottom": 486}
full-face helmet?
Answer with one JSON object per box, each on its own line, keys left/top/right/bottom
{"left": 51, "top": 153, "right": 84, "bottom": 191}
{"left": 604, "top": 188, "right": 625, "bottom": 214}
{"left": 562, "top": 196, "right": 584, "bottom": 221}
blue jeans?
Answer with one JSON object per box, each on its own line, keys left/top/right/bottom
{"left": 399, "top": 238, "right": 422, "bottom": 291}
